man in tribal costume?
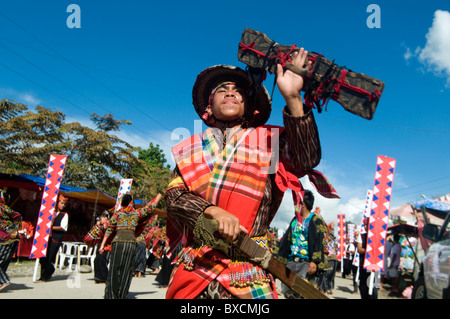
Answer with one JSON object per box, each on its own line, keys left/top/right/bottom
{"left": 165, "top": 48, "right": 339, "bottom": 299}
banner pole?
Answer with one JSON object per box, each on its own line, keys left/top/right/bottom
{"left": 355, "top": 266, "right": 360, "bottom": 283}
{"left": 32, "top": 258, "right": 39, "bottom": 282}
{"left": 368, "top": 271, "right": 374, "bottom": 295}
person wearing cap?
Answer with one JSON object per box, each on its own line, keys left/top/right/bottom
{"left": 39, "top": 193, "right": 69, "bottom": 282}
{"left": 165, "top": 49, "right": 339, "bottom": 299}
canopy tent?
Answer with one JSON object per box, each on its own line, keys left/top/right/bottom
{"left": 390, "top": 198, "right": 450, "bottom": 255}
{"left": 390, "top": 199, "right": 450, "bottom": 226}
{"left": 1, "top": 173, "right": 127, "bottom": 257}
{"left": 387, "top": 223, "right": 421, "bottom": 268}
{"left": 408, "top": 199, "right": 450, "bottom": 220}
{"left": 0, "top": 173, "right": 147, "bottom": 207}
{"left": 388, "top": 223, "right": 418, "bottom": 237}
{"left": 389, "top": 203, "right": 416, "bottom": 225}
{"left": 390, "top": 203, "right": 414, "bottom": 218}
{"left": 0, "top": 173, "right": 116, "bottom": 206}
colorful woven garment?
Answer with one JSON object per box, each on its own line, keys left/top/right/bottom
{"left": 167, "top": 126, "right": 279, "bottom": 299}
{"left": 172, "top": 126, "right": 276, "bottom": 231}
{"left": 167, "top": 125, "right": 338, "bottom": 299}
{"left": 0, "top": 203, "right": 22, "bottom": 244}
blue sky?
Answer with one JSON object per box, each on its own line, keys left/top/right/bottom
{"left": 1, "top": 1, "right": 449, "bottom": 231}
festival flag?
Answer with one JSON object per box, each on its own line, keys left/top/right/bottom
{"left": 114, "top": 178, "right": 133, "bottom": 211}
{"left": 347, "top": 224, "right": 355, "bottom": 243}
{"left": 364, "top": 155, "right": 396, "bottom": 272}
{"left": 353, "top": 189, "right": 373, "bottom": 267}
{"left": 363, "top": 189, "right": 374, "bottom": 219}
{"left": 336, "top": 214, "right": 346, "bottom": 261}
{"left": 30, "top": 154, "right": 67, "bottom": 259}
{"left": 353, "top": 248, "right": 360, "bottom": 268}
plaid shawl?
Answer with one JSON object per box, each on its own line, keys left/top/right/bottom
{"left": 172, "top": 126, "right": 275, "bottom": 231}
{"left": 168, "top": 126, "right": 278, "bottom": 299}
{"left": 167, "top": 125, "right": 338, "bottom": 299}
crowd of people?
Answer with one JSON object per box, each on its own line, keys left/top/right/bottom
{"left": 83, "top": 192, "right": 177, "bottom": 298}
{"left": 275, "top": 196, "right": 406, "bottom": 300}
{"left": 0, "top": 184, "right": 410, "bottom": 300}
{"left": 0, "top": 187, "right": 170, "bottom": 298}
{"left": 1, "top": 52, "right": 409, "bottom": 300}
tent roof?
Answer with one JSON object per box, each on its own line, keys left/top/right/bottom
{"left": 61, "top": 189, "right": 116, "bottom": 206}
{"left": 408, "top": 199, "right": 450, "bottom": 220}
{"left": 390, "top": 199, "right": 450, "bottom": 220}
{"left": 388, "top": 223, "right": 418, "bottom": 237}
{"left": 390, "top": 203, "right": 414, "bottom": 217}
{"left": 0, "top": 173, "right": 81, "bottom": 192}
{"left": 0, "top": 173, "right": 118, "bottom": 207}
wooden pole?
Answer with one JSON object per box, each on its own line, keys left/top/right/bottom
{"left": 32, "top": 258, "right": 39, "bottom": 282}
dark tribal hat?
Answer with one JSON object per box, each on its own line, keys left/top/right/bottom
{"left": 192, "top": 65, "right": 271, "bottom": 127}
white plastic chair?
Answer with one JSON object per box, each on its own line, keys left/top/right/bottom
{"left": 58, "top": 242, "right": 79, "bottom": 270}
{"left": 79, "top": 244, "right": 96, "bottom": 269}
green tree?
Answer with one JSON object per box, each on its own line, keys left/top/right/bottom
{"left": 0, "top": 99, "right": 65, "bottom": 176}
{"left": 132, "top": 143, "right": 171, "bottom": 208}
{"left": 58, "top": 115, "right": 140, "bottom": 194}
{"left": 0, "top": 99, "right": 168, "bottom": 205}
{"left": 138, "top": 142, "right": 169, "bottom": 168}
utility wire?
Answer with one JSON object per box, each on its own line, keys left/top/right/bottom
{"left": 321, "top": 115, "right": 450, "bottom": 135}
{"left": 0, "top": 61, "right": 90, "bottom": 116}
{"left": 0, "top": 36, "right": 189, "bottom": 95}
{"left": 0, "top": 10, "right": 172, "bottom": 149}
{"left": 395, "top": 174, "right": 450, "bottom": 194}
{"left": 0, "top": 9, "right": 172, "bottom": 133}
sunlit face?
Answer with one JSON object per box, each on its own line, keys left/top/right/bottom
{"left": 206, "top": 83, "right": 247, "bottom": 122}
{"left": 57, "top": 199, "right": 67, "bottom": 211}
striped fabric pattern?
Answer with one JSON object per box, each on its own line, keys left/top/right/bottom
{"left": 0, "top": 203, "right": 22, "bottom": 241}
{"left": 166, "top": 108, "right": 338, "bottom": 299}
{"left": 167, "top": 126, "right": 279, "bottom": 299}
{"left": 104, "top": 241, "right": 136, "bottom": 299}
{"left": 172, "top": 126, "right": 276, "bottom": 232}
{"left": 0, "top": 242, "right": 18, "bottom": 285}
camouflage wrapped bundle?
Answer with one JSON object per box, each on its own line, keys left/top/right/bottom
{"left": 238, "top": 28, "right": 385, "bottom": 120}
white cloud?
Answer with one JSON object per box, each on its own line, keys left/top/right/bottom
{"left": 0, "top": 88, "right": 41, "bottom": 105}
{"left": 419, "top": 10, "right": 450, "bottom": 85}
{"left": 66, "top": 114, "right": 177, "bottom": 168}
{"left": 336, "top": 197, "right": 366, "bottom": 224}
{"left": 404, "top": 10, "right": 450, "bottom": 87}
{"left": 20, "top": 93, "right": 41, "bottom": 105}
{"left": 403, "top": 46, "right": 413, "bottom": 62}
{"left": 270, "top": 173, "right": 371, "bottom": 238}
{"left": 118, "top": 128, "right": 176, "bottom": 167}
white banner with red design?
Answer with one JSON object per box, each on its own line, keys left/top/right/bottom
{"left": 347, "top": 224, "right": 355, "bottom": 243}
{"left": 353, "top": 189, "right": 373, "bottom": 267}
{"left": 30, "top": 154, "right": 67, "bottom": 259}
{"left": 336, "top": 214, "right": 346, "bottom": 261}
{"left": 363, "top": 155, "right": 396, "bottom": 272}
{"left": 114, "top": 179, "right": 133, "bottom": 211}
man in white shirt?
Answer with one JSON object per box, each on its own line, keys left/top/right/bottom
{"left": 39, "top": 194, "right": 69, "bottom": 282}
{"left": 388, "top": 234, "right": 401, "bottom": 294}
{"left": 343, "top": 239, "right": 356, "bottom": 278}
{"left": 356, "top": 218, "right": 378, "bottom": 299}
